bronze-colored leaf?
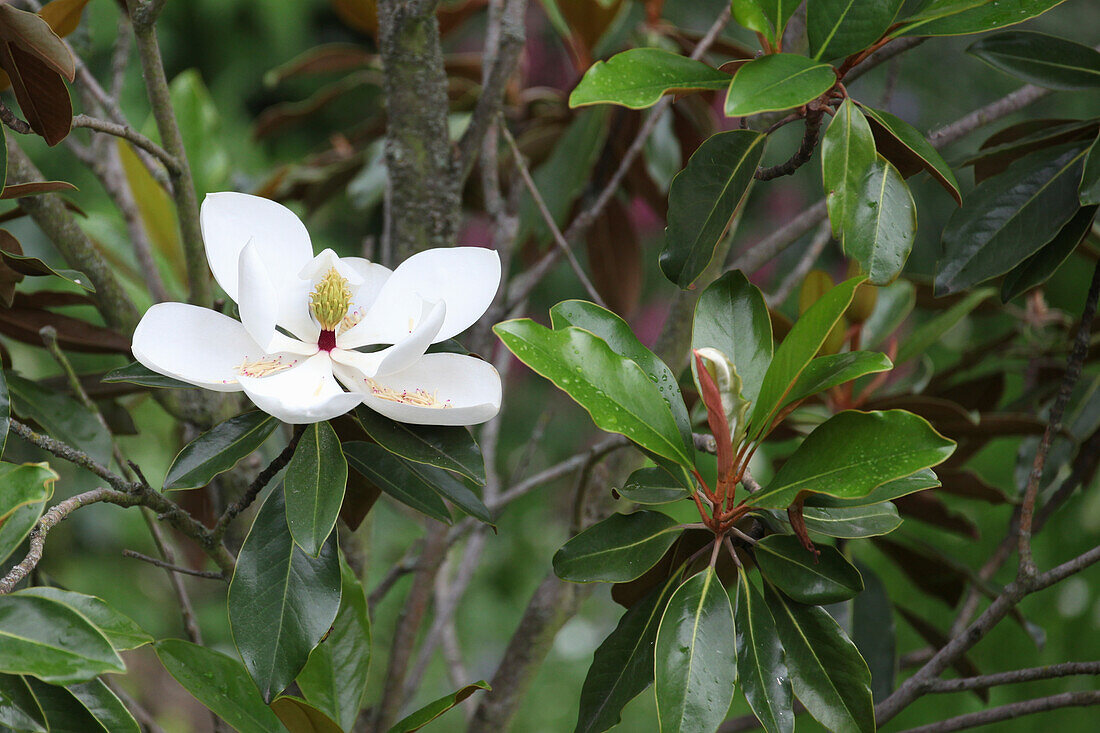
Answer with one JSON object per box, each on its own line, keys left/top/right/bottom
{"left": 38, "top": 0, "right": 92, "bottom": 38}
{"left": 0, "top": 42, "right": 72, "bottom": 146}
{"left": 0, "top": 4, "right": 75, "bottom": 79}
{"left": 264, "top": 43, "right": 375, "bottom": 86}
{"left": 588, "top": 198, "right": 641, "bottom": 316}
{"left": 873, "top": 536, "right": 966, "bottom": 607}
{"left": 557, "top": 0, "right": 624, "bottom": 64}
{"left": 937, "top": 469, "right": 1013, "bottom": 504}
{"left": 893, "top": 492, "right": 979, "bottom": 539}
{"left": 0, "top": 180, "right": 77, "bottom": 198}
{"left": 0, "top": 228, "right": 25, "bottom": 307}
{"left": 331, "top": 0, "right": 377, "bottom": 35}
{"left": 0, "top": 305, "right": 131, "bottom": 353}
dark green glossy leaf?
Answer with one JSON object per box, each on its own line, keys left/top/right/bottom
{"left": 749, "top": 277, "right": 863, "bottom": 440}
{"left": 554, "top": 511, "right": 682, "bottom": 583}
{"left": 618, "top": 467, "right": 690, "bottom": 505}
{"left": 101, "top": 362, "right": 191, "bottom": 389}
{"left": 494, "top": 321, "right": 694, "bottom": 467}
{"left": 859, "top": 105, "right": 961, "bottom": 205}
{"left": 895, "top": 288, "right": 995, "bottom": 363}
{"left": 354, "top": 406, "right": 485, "bottom": 485}
{"left": 808, "top": 468, "right": 940, "bottom": 508}
{"left": 787, "top": 351, "right": 893, "bottom": 407}
{"left": 822, "top": 99, "right": 876, "bottom": 240}
{"left": 0, "top": 249, "right": 94, "bottom": 292}
{"left": 163, "top": 411, "right": 279, "bottom": 491}
{"left": 15, "top": 588, "right": 152, "bottom": 651}
{"left": 343, "top": 441, "right": 452, "bottom": 524}
{"left": 968, "top": 31, "right": 1100, "bottom": 90}
{"left": 768, "top": 502, "right": 904, "bottom": 538}
{"left": 569, "top": 48, "right": 730, "bottom": 109}
{"left": 661, "top": 130, "right": 767, "bottom": 288}
{"left": 387, "top": 680, "right": 490, "bottom": 733}
{"left": 271, "top": 696, "right": 343, "bottom": 733}
{"left": 0, "top": 595, "right": 124, "bottom": 684}
{"left": 0, "top": 466, "right": 54, "bottom": 567}
{"left": 732, "top": 0, "right": 800, "bottom": 44}
{"left": 755, "top": 534, "right": 864, "bottom": 604}
{"left": 967, "top": 118, "right": 1099, "bottom": 184}
{"left": 574, "top": 571, "right": 682, "bottom": 733}
{"left": 936, "top": 142, "right": 1089, "bottom": 295}
{"left": 1082, "top": 133, "right": 1100, "bottom": 205}
{"left": 846, "top": 156, "right": 917, "bottom": 285}
{"left": 0, "top": 673, "right": 45, "bottom": 731}
{"left": 808, "top": 0, "right": 904, "bottom": 61}
{"left": 1002, "top": 205, "right": 1097, "bottom": 301}
{"left": 297, "top": 553, "right": 371, "bottom": 731}
{"left": 0, "top": 367, "right": 8, "bottom": 457}
{"left": 64, "top": 679, "right": 140, "bottom": 733}
{"left": 851, "top": 562, "right": 896, "bottom": 703}
{"left": 285, "top": 421, "right": 348, "bottom": 556}
{"left": 725, "top": 54, "right": 836, "bottom": 117}
{"left": 404, "top": 459, "right": 493, "bottom": 524}
{"left": 861, "top": 279, "right": 915, "bottom": 348}
{"left": 895, "top": 0, "right": 1069, "bottom": 38}
{"left": 751, "top": 410, "right": 955, "bottom": 509}
{"left": 763, "top": 582, "right": 874, "bottom": 733}
{"left": 735, "top": 574, "right": 794, "bottom": 733}
{"left": 22, "top": 677, "right": 107, "bottom": 733}
{"left": 155, "top": 639, "right": 286, "bottom": 733}
{"left": 6, "top": 373, "right": 111, "bottom": 464}
{"left": 692, "top": 270, "right": 773, "bottom": 405}
{"left": 654, "top": 568, "right": 736, "bottom": 733}
{"left": 228, "top": 487, "right": 341, "bottom": 703}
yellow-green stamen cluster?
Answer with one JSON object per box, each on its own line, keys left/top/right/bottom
{"left": 309, "top": 267, "right": 352, "bottom": 330}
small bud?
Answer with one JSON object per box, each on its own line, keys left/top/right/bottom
{"left": 693, "top": 347, "right": 751, "bottom": 446}
{"left": 799, "top": 270, "right": 834, "bottom": 315}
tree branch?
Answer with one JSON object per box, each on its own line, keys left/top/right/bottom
{"left": 897, "top": 691, "right": 1100, "bottom": 733}
{"left": 211, "top": 426, "right": 304, "bottom": 542}
{"left": 923, "top": 662, "right": 1100, "bottom": 693}
{"left": 122, "top": 549, "right": 225, "bottom": 580}
{"left": 72, "top": 114, "right": 180, "bottom": 175}
{"left": 754, "top": 108, "right": 824, "bottom": 181}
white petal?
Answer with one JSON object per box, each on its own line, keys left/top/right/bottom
{"left": 298, "top": 248, "right": 365, "bottom": 286}
{"left": 332, "top": 299, "right": 445, "bottom": 377}
{"left": 343, "top": 247, "right": 500, "bottom": 345}
{"left": 343, "top": 257, "right": 391, "bottom": 316}
{"left": 236, "top": 240, "right": 279, "bottom": 351}
{"left": 200, "top": 192, "right": 314, "bottom": 303}
{"left": 337, "top": 352, "right": 501, "bottom": 426}
{"left": 237, "top": 352, "right": 362, "bottom": 424}
{"left": 132, "top": 303, "right": 262, "bottom": 391}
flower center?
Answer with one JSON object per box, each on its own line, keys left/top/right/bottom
{"left": 309, "top": 267, "right": 353, "bottom": 332}
{"left": 364, "top": 378, "right": 452, "bottom": 408}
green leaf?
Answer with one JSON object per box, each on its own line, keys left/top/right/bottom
{"left": 387, "top": 680, "right": 491, "bottom": 733}
{"left": 285, "top": 422, "right": 348, "bottom": 557}
{"left": 297, "top": 553, "right": 371, "bottom": 731}
{"left": 768, "top": 502, "right": 904, "bottom": 538}
{"left": 654, "top": 568, "right": 736, "bottom": 733}
{"left": 0, "top": 673, "right": 46, "bottom": 732}
{"left": 734, "top": 574, "right": 794, "bottom": 733}
{"left": 895, "top": 288, "right": 995, "bottom": 363}
{"left": 163, "top": 411, "right": 278, "bottom": 491}
{"left": 6, "top": 373, "right": 112, "bottom": 464}
{"left": 861, "top": 279, "right": 915, "bottom": 349}
{"left": 0, "top": 468, "right": 53, "bottom": 567}
{"left": 64, "top": 678, "right": 140, "bottom": 733}
{"left": 0, "top": 595, "right": 124, "bottom": 685}
{"left": 168, "top": 69, "right": 230, "bottom": 198}
{"left": 751, "top": 410, "right": 955, "bottom": 509}
{"left": 1002, "top": 206, "right": 1097, "bottom": 301}
{"left": 0, "top": 367, "right": 9, "bottom": 458}
{"left": 808, "top": 468, "right": 940, "bottom": 508}
{"left": 661, "top": 130, "right": 767, "bottom": 288}
{"left": 1082, "top": 133, "right": 1100, "bottom": 205}
{"left": 22, "top": 677, "right": 108, "bottom": 733}
{"left": 859, "top": 105, "right": 962, "bottom": 205}
{"left": 851, "top": 563, "right": 896, "bottom": 703}
{"left": 733, "top": 0, "right": 800, "bottom": 43}
{"left": 155, "top": 639, "right": 286, "bottom": 733}
{"left": 14, "top": 588, "right": 152, "bottom": 651}
{"left": 271, "top": 696, "right": 343, "bottom": 733}
{"left": 101, "top": 362, "right": 192, "bottom": 389}
{"left": 404, "top": 459, "right": 493, "bottom": 525}
{"left": 968, "top": 31, "right": 1100, "bottom": 90}
{"left": 724, "top": 54, "right": 836, "bottom": 117}
{"left": 749, "top": 277, "right": 863, "bottom": 439}
{"left": 618, "top": 467, "right": 690, "bottom": 505}
{"left": 936, "top": 142, "right": 1090, "bottom": 295}
{"left": 692, "top": 270, "right": 773, "bottom": 406}
{"left": 228, "top": 487, "right": 341, "bottom": 703}
{"left": 0, "top": 462, "right": 55, "bottom": 525}
{"left": 343, "top": 441, "right": 452, "bottom": 524}
{"left": 574, "top": 571, "right": 682, "bottom": 733}
{"left": 846, "top": 156, "right": 917, "bottom": 285}
{"left": 808, "top": 0, "right": 904, "bottom": 61}
{"left": 731, "top": 0, "right": 776, "bottom": 44}
{"left": 822, "top": 98, "right": 876, "bottom": 240}
{"left": 553, "top": 511, "right": 682, "bottom": 583}
{"left": 353, "top": 406, "right": 485, "bottom": 485}
{"left": 0, "top": 250, "right": 94, "bottom": 292}
{"left": 894, "top": 0, "right": 1069, "bottom": 38}
{"left": 569, "top": 48, "right": 731, "bottom": 109}
{"left": 755, "top": 534, "right": 864, "bottom": 604}
{"left": 763, "top": 582, "right": 874, "bottom": 733}
{"left": 494, "top": 320, "right": 694, "bottom": 467}
{"left": 785, "top": 351, "right": 893, "bottom": 407}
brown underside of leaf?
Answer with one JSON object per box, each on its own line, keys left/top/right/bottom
{"left": 0, "top": 41, "right": 72, "bottom": 146}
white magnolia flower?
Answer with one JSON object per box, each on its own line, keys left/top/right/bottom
{"left": 132, "top": 192, "right": 502, "bottom": 425}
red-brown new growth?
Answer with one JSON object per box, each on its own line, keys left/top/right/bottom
{"left": 693, "top": 350, "right": 735, "bottom": 505}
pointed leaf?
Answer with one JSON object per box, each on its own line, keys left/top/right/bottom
{"left": 768, "top": 502, "right": 904, "bottom": 538}
{"left": 228, "top": 487, "right": 341, "bottom": 703}
{"left": 692, "top": 270, "right": 773, "bottom": 405}
{"left": 755, "top": 534, "right": 864, "bottom": 604}
{"left": 14, "top": 588, "right": 152, "bottom": 651}
{"left": 7, "top": 373, "right": 111, "bottom": 463}
{"left": 861, "top": 279, "right": 915, "bottom": 348}
{"left": 0, "top": 673, "right": 46, "bottom": 732}
{"left": 661, "top": 130, "right": 767, "bottom": 288}
{"left": 895, "top": 0, "right": 1069, "bottom": 38}
{"left": 786, "top": 351, "right": 892, "bottom": 407}
{"left": 735, "top": 574, "right": 794, "bottom": 733}
{"left": 619, "top": 467, "right": 690, "bottom": 505}
{"left": 808, "top": 0, "right": 904, "bottom": 61}
{"left": 751, "top": 410, "right": 955, "bottom": 509}
{"left": 823, "top": 98, "right": 876, "bottom": 239}
{"left": 895, "top": 288, "right": 995, "bottom": 363}
{"left": 285, "top": 422, "right": 348, "bottom": 556}
{"left": 22, "top": 677, "right": 106, "bottom": 732}
{"left": 64, "top": 678, "right": 140, "bottom": 733}
{"left": 554, "top": 511, "right": 682, "bottom": 583}
{"left": 1001, "top": 205, "right": 1097, "bottom": 301}
{"left": 387, "top": 681, "right": 490, "bottom": 733}
{"left": 271, "top": 696, "right": 343, "bottom": 733}
{"left": 404, "top": 459, "right": 493, "bottom": 525}
{"left": 850, "top": 563, "right": 897, "bottom": 702}
{"left": 859, "top": 105, "right": 961, "bottom": 205}
{"left": 0, "top": 595, "right": 124, "bottom": 684}
{"left": 968, "top": 31, "right": 1100, "bottom": 90}
{"left": 343, "top": 441, "right": 452, "bottom": 524}
{"left": 732, "top": 0, "right": 800, "bottom": 43}
{"left": 763, "top": 582, "right": 874, "bottom": 733}
{"left": 354, "top": 405, "right": 485, "bottom": 485}
{"left": 569, "top": 49, "right": 731, "bottom": 109}
{"left": 163, "top": 411, "right": 279, "bottom": 491}
{"left": 808, "top": 468, "right": 940, "bottom": 508}
{"left": 724, "top": 54, "right": 836, "bottom": 117}
{"left": 155, "top": 639, "right": 286, "bottom": 733}
{"left": 494, "top": 320, "right": 694, "bottom": 467}
{"left": 102, "top": 362, "right": 192, "bottom": 389}
{"left": 846, "top": 156, "right": 917, "bottom": 285}
{"left": 0, "top": 244, "right": 93, "bottom": 291}
{"left": 1082, "top": 133, "right": 1100, "bottom": 205}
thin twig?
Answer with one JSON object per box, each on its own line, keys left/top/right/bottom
{"left": 754, "top": 109, "right": 824, "bottom": 181}
{"left": 0, "top": 99, "right": 32, "bottom": 134}
{"left": 924, "top": 662, "right": 1100, "bottom": 693}
{"left": 368, "top": 541, "right": 423, "bottom": 612}
{"left": 488, "top": 436, "right": 627, "bottom": 511}
{"left": 770, "top": 220, "right": 833, "bottom": 305}
{"left": 897, "top": 691, "right": 1100, "bottom": 733}
{"left": 122, "top": 549, "right": 225, "bottom": 580}
{"left": 212, "top": 426, "right": 304, "bottom": 542}
{"left": 72, "top": 114, "right": 180, "bottom": 176}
